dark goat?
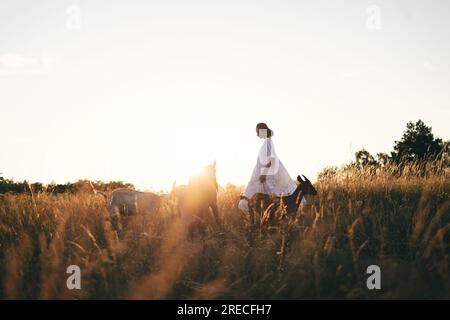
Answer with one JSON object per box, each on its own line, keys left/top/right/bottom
{"left": 240, "top": 175, "right": 317, "bottom": 226}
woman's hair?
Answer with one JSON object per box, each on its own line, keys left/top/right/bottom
{"left": 256, "top": 122, "right": 273, "bottom": 138}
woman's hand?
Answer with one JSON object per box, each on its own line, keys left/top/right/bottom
{"left": 259, "top": 175, "right": 267, "bottom": 183}
{"left": 265, "top": 161, "right": 271, "bottom": 168}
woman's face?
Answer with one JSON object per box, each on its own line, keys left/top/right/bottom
{"left": 257, "top": 128, "right": 268, "bottom": 139}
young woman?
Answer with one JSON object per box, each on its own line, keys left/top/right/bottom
{"left": 238, "top": 123, "right": 298, "bottom": 212}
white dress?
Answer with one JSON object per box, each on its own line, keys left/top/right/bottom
{"left": 238, "top": 137, "right": 297, "bottom": 212}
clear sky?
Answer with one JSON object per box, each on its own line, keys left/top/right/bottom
{"left": 1, "top": 0, "right": 449, "bottom": 191}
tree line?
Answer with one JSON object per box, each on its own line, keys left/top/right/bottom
{"left": 0, "top": 178, "right": 134, "bottom": 195}
{"left": 355, "top": 120, "right": 448, "bottom": 165}
{"left": 319, "top": 120, "right": 448, "bottom": 180}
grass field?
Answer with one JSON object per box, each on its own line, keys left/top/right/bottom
{"left": 0, "top": 163, "right": 449, "bottom": 299}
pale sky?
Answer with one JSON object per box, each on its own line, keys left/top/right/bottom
{"left": 1, "top": 0, "right": 449, "bottom": 191}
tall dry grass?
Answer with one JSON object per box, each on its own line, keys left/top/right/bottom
{"left": 0, "top": 162, "right": 449, "bottom": 299}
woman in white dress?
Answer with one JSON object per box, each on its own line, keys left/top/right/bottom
{"left": 238, "top": 123, "right": 298, "bottom": 213}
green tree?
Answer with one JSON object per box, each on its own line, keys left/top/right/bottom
{"left": 391, "top": 120, "right": 444, "bottom": 163}
{"left": 355, "top": 149, "right": 377, "bottom": 167}
{"left": 376, "top": 152, "right": 389, "bottom": 166}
